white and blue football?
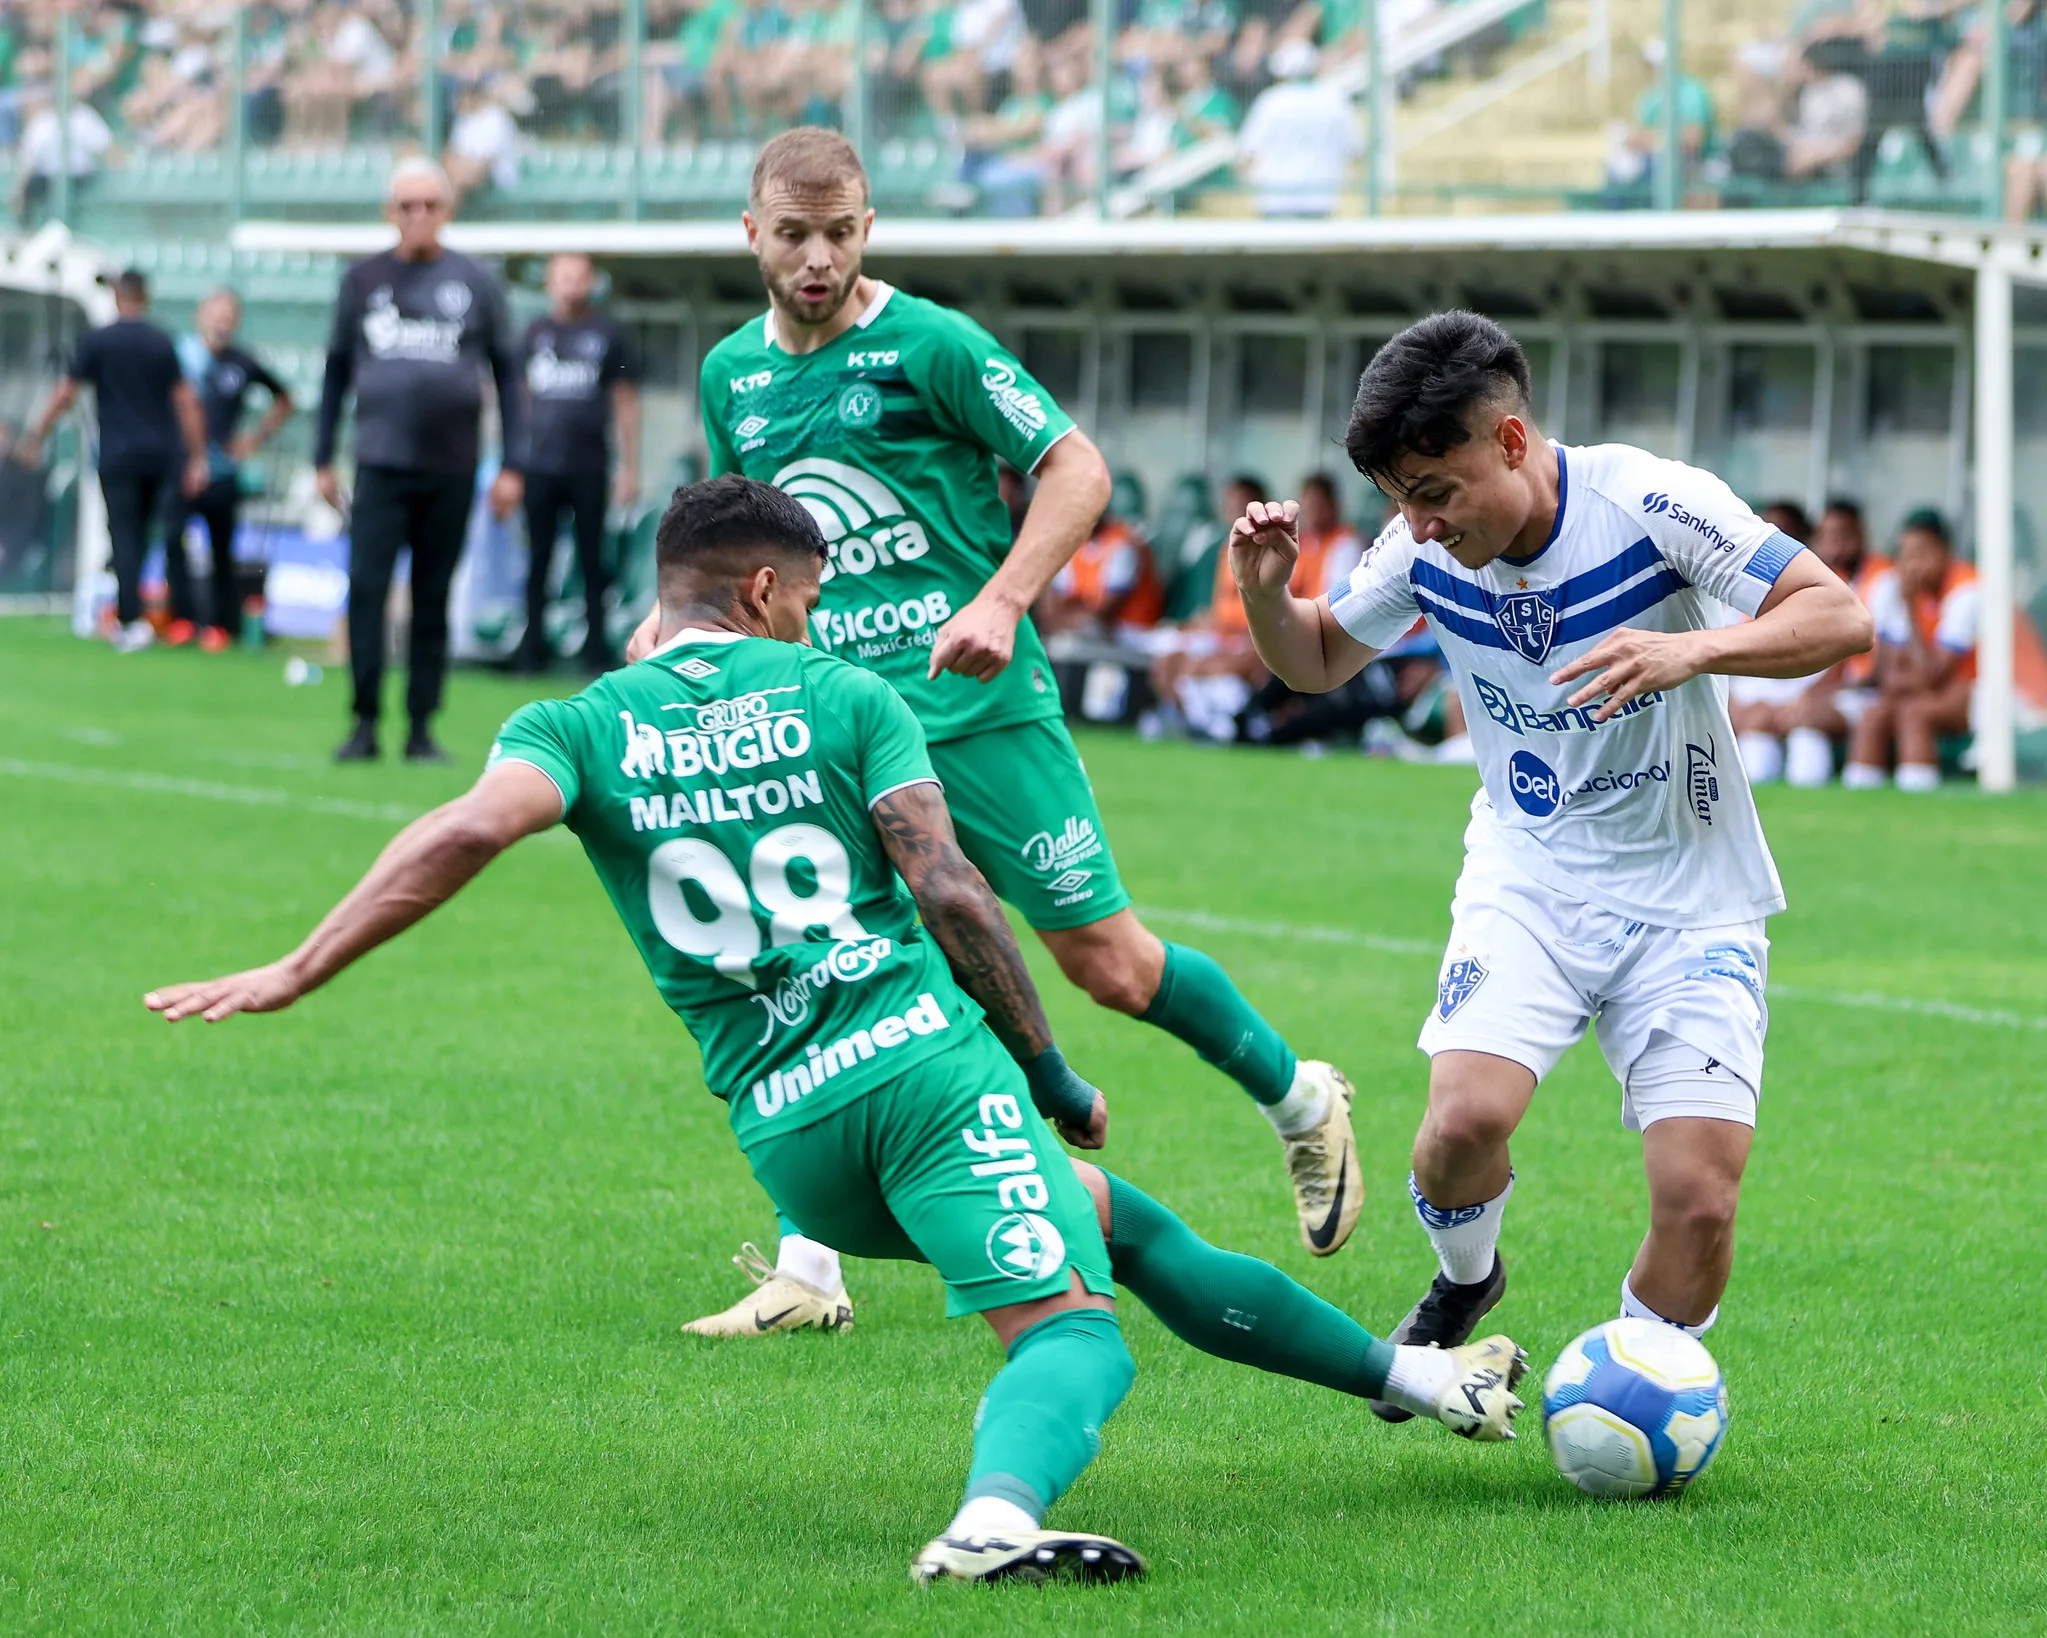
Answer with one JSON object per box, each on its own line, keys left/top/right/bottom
{"left": 1542, "top": 1318, "right": 1729, "bottom": 1499}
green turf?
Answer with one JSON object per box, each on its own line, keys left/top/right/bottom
{"left": 3, "top": 615, "right": 2044, "bottom": 1635}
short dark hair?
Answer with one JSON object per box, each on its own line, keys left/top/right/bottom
{"left": 1345, "top": 311, "right": 1532, "bottom": 490}
{"left": 655, "top": 475, "right": 828, "bottom": 585}
{"left": 1823, "top": 497, "right": 1864, "bottom": 524}
{"left": 1225, "top": 472, "right": 1267, "bottom": 500}
{"left": 111, "top": 269, "right": 148, "bottom": 304}
{"left": 751, "top": 126, "right": 869, "bottom": 208}
{"left": 1761, "top": 500, "right": 1812, "bottom": 542}
{"left": 1899, "top": 506, "right": 1950, "bottom": 543}
{"left": 1301, "top": 471, "right": 1339, "bottom": 501}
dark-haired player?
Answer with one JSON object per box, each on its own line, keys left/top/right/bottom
{"left": 632, "top": 128, "right": 1362, "bottom": 1336}
{"left": 1231, "top": 312, "right": 1872, "bottom": 1409}
{"left": 147, "top": 474, "right": 1527, "bottom": 1585}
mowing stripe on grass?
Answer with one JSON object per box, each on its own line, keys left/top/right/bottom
{"left": 8, "top": 756, "right": 2040, "bottom": 1035}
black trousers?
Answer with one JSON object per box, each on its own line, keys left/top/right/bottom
{"left": 100, "top": 466, "right": 171, "bottom": 625}
{"left": 348, "top": 464, "right": 475, "bottom": 727}
{"left": 520, "top": 468, "right": 610, "bottom": 666}
{"left": 164, "top": 475, "right": 243, "bottom": 634}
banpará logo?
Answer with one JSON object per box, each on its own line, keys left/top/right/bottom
{"left": 846, "top": 349, "right": 898, "bottom": 368}
{"left": 730, "top": 369, "right": 773, "bottom": 393}
{"left": 836, "top": 381, "right": 883, "bottom": 429}
{"left": 750, "top": 935, "right": 896, "bottom": 1042}
{"left": 1022, "top": 816, "right": 1103, "bottom": 876}
{"left": 811, "top": 592, "right": 953, "bottom": 650}
{"left": 747, "top": 993, "right": 952, "bottom": 1119}
{"left": 1471, "top": 672, "right": 1663, "bottom": 736}
{"left": 1642, "top": 491, "right": 1672, "bottom": 515}
{"left": 1686, "top": 738, "right": 1721, "bottom": 826}
{"left": 981, "top": 359, "right": 1049, "bottom": 437}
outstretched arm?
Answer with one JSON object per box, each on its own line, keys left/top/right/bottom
{"left": 870, "top": 780, "right": 1107, "bottom": 1148}
{"left": 1234, "top": 498, "right": 1382, "bottom": 691}
{"left": 1551, "top": 548, "right": 1874, "bottom": 722}
{"left": 145, "top": 763, "right": 566, "bottom": 1023}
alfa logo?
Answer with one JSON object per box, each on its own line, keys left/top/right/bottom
{"left": 1437, "top": 956, "right": 1488, "bottom": 1020}
{"left": 1642, "top": 491, "right": 1671, "bottom": 515}
{"left": 987, "top": 1212, "right": 1066, "bottom": 1281}
{"left": 1496, "top": 590, "right": 1558, "bottom": 664}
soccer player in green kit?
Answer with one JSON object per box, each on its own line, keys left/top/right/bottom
{"left": 147, "top": 476, "right": 1526, "bottom": 1584}
{"left": 627, "top": 130, "right": 1360, "bottom": 1337}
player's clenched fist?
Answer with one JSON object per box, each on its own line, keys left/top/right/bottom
{"left": 1229, "top": 498, "right": 1302, "bottom": 602}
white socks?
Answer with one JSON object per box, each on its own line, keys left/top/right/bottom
{"left": 1263, "top": 1062, "right": 1332, "bottom": 1138}
{"left": 1620, "top": 1274, "right": 1717, "bottom": 1339}
{"left": 775, "top": 1233, "right": 843, "bottom": 1294}
{"left": 1410, "top": 1171, "right": 1513, "bottom": 1287}
{"left": 1895, "top": 762, "right": 1940, "bottom": 792}
{"left": 1380, "top": 1344, "right": 1458, "bottom": 1419}
{"left": 1841, "top": 761, "right": 1887, "bottom": 789}
{"left": 1737, "top": 732, "right": 1784, "bottom": 784}
{"left": 1785, "top": 726, "right": 1834, "bottom": 787}
{"left": 948, "top": 1495, "right": 1039, "bottom": 1539}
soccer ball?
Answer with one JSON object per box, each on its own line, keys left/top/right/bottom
{"left": 1542, "top": 1318, "right": 1729, "bottom": 1498}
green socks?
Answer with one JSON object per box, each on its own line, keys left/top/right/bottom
{"left": 1139, "top": 942, "right": 1299, "bottom": 1106}
{"left": 1104, "top": 1171, "right": 1395, "bottom": 1398}
{"left": 964, "top": 1309, "right": 1135, "bottom": 1521}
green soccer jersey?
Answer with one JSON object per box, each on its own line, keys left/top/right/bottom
{"left": 699, "top": 285, "right": 1076, "bottom": 744}
{"left": 488, "top": 628, "right": 981, "bottom": 1147}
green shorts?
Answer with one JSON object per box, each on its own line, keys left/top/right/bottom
{"left": 927, "top": 718, "right": 1132, "bottom": 932}
{"left": 742, "top": 1024, "right": 1115, "bottom": 1317}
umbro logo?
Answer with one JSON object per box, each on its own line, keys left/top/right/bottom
{"left": 673, "top": 657, "right": 719, "bottom": 679}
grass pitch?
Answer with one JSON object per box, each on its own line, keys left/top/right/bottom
{"left": 3, "top": 614, "right": 2045, "bottom": 1635}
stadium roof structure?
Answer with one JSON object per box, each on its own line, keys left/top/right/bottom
{"left": 228, "top": 206, "right": 2043, "bottom": 790}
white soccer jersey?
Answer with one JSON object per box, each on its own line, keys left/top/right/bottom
{"left": 1329, "top": 442, "right": 1800, "bottom": 928}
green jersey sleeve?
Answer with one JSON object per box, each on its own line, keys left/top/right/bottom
{"left": 914, "top": 311, "right": 1076, "bottom": 475}
{"left": 488, "top": 697, "right": 582, "bottom": 818}
{"left": 700, "top": 352, "right": 741, "bottom": 476}
{"left": 817, "top": 660, "right": 941, "bottom": 806}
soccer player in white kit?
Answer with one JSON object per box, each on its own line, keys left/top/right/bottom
{"left": 1233, "top": 313, "right": 1873, "bottom": 1400}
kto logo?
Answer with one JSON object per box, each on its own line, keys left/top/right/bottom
{"left": 846, "top": 349, "right": 898, "bottom": 368}
{"left": 1642, "top": 492, "right": 1671, "bottom": 515}
{"left": 1508, "top": 750, "right": 1563, "bottom": 816}
{"left": 730, "top": 369, "right": 773, "bottom": 393}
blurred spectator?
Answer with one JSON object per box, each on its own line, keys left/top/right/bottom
{"left": 648, "top": 0, "right": 742, "bottom": 139}
{"left": 924, "top": 0, "right": 1028, "bottom": 127}
{"left": 445, "top": 78, "right": 520, "bottom": 203}
{"left": 1173, "top": 51, "right": 1239, "bottom": 141}
{"left": 1781, "top": 42, "right": 1869, "bottom": 182}
{"left": 1236, "top": 41, "right": 1360, "bottom": 217}
{"left": 1035, "top": 45, "right": 1103, "bottom": 215}
{"left": 1843, "top": 509, "right": 1976, "bottom": 792}
{"left": 315, "top": 160, "right": 524, "bottom": 764}
{"left": 1603, "top": 37, "right": 1716, "bottom": 203}
{"left": 1730, "top": 500, "right": 1817, "bottom": 781}
{"left": 14, "top": 83, "right": 114, "bottom": 225}
{"left": 1039, "top": 475, "right": 1164, "bottom": 639}
{"left": 242, "top": 4, "right": 291, "bottom": 146}
{"left": 516, "top": 252, "right": 641, "bottom": 675}
{"left": 165, "top": 289, "right": 295, "bottom": 650}
{"left": 123, "top": 21, "right": 226, "bottom": 154}
{"left": 19, "top": 270, "right": 208, "bottom": 654}
{"left": 1146, "top": 473, "right": 1267, "bottom": 738}
{"left": 1777, "top": 498, "right": 1890, "bottom": 786}
{"left": 961, "top": 37, "right": 1052, "bottom": 215}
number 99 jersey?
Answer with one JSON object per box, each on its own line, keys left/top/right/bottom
{"left": 488, "top": 627, "right": 981, "bottom": 1147}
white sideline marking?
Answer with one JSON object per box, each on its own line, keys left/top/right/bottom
{"left": 5, "top": 758, "right": 2037, "bottom": 1036}
{"left": 1138, "top": 905, "right": 2047, "bottom": 1035}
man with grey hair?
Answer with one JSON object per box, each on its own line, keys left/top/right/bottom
{"left": 315, "top": 158, "right": 525, "bottom": 763}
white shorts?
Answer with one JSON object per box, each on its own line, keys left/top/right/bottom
{"left": 1418, "top": 856, "right": 1769, "bottom": 1130}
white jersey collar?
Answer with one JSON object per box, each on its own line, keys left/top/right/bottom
{"left": 647, "top": 626, "right": 751, "bottom": 658}
{"left": 760, "top": 282, "right": 895, "bottom": 351}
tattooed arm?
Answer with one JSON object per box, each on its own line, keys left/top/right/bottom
{"left": 871, "top": 780, "right": 1107, "bottom": 1148}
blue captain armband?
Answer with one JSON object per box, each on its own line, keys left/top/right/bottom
{"left": 1741, "top": 530, "right": 1803, "bottom": 586}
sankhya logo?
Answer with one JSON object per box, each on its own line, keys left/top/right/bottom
{"left": 772, "top": 457, "right": 932, "bottom": 582}
{"left": 750, "top": 935, "right": 894, "bottom": 1042}
{"left": 1642, "top": 492, "right": 1672, "bottom": 515}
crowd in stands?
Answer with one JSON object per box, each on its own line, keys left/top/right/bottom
{"left": 1607, "top": 0, "right": 2047, "bottom": 216}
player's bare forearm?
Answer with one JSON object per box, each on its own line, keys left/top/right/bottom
{"left": 145, "top": 765, "right": 563, "bottom": 1023}
{"left": 927, "top": 430, "right": 1109, "bottom": 681}
{"left": 871, "top": 783, "right": 1053, "bottom": 1058}
{"left": 1244, "top": 589, "right": 1376, "bottom": 692}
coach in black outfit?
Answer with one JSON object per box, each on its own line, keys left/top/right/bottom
{"left": 166, "top": 288, "right": 295, "bottom": 646}
{"left": 515, "top": 251, "right": 640, "bottom": 674}
{"left": 23, "top": 269, "right": 208, "bottom": 653}
{"left": 315, "top": 157, "right": 524, "bottom": 764}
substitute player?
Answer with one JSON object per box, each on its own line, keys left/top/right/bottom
{"left": 1231, "top": 312, "right": 1872, "bottom": 1409}
{"left": 630, "top": 129, "right": 1359, "bottom": 1333}
{"left": 147, "top": 476, "right": 1526, "bottom": 1584}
